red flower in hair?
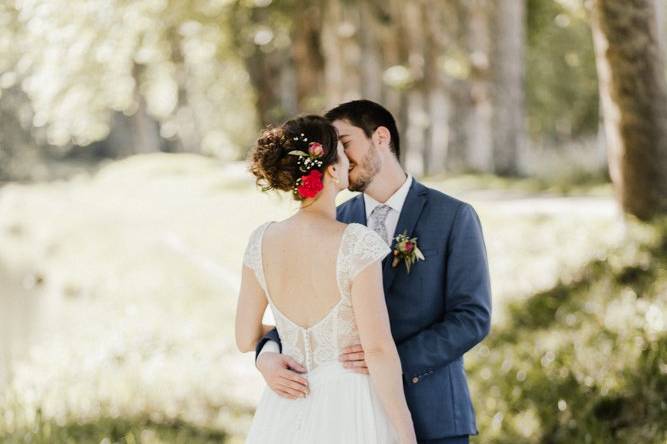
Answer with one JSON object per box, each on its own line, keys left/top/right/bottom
{"left": 297, "top": 169, "right": 324, "bottom": 199}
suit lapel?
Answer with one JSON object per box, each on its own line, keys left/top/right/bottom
{"left": 382, "top": 179, "right": 428, "bottom": 294}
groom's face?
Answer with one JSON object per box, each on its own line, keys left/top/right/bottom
{"left": 332, "top": 119, "right": 381, "bottom": 192}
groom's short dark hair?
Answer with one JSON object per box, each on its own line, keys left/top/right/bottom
{"left": 325, "top": 100, "right": 401, "bottom": 159}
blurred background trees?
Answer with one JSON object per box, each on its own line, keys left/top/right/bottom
{"left": 0, "top": 0, "right": 605, "bottom": 179}
{"left": 4, "top": 0, "right": 667, "bottom": 216}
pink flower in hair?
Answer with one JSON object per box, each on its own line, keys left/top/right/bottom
{"left": 308, "top": 142, "right": 324, "bottom": 158}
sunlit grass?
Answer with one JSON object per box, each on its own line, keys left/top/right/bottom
{"left": 467, "top": 219, "right": 667, "bottom": 443}
{"left": 0, "top": 410, "right": 232, "bottom": 444}
{"left": 0, "top": 153, "right": 627, "bottom": 441}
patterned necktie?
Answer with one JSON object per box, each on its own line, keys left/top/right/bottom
{"left": 369, "top": 204, "right": 392, "bottom": 246}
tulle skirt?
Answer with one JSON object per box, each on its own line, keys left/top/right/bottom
{"left": 245, "top": 360, "right": 399, "bottom": 443}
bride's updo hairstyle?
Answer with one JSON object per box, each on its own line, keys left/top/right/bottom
{"left": 249, "top": 115, "right": 339, "bottom": 201}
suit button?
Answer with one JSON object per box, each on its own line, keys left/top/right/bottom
{"left": 412, "top": 376, "right": 419, "bottom": 384}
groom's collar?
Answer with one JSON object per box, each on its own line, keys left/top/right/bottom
{"left": 363, "top": 173, "right": 413, "bottom": 218}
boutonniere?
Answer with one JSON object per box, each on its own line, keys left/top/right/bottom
{"left": 391, "top": 230, "right": 425, "bottom": 273}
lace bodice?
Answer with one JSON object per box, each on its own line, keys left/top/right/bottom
{"left": 243, "top": 222, "right": 391, "bottom": 371}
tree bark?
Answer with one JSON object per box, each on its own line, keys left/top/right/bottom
{"left": 378, "top": 0, "right": 409, "bottom": 167}
{"left": 402, "top": 0, "right": 427, "bottom": 176}
{"left": 423, "top": 0, "right": 452, "bottom": 176}
{"left": 591, "top": 0, "right": 667, "bottom": 220}
{"left": 292, "top": 0, "right": 326, "bottom": 113}
{"left": 655, "top": 0, "right": 667, "bottom": 54}
{"left": 491, "top": 0, "right": 526, "bottom": 176}
{"left": 357, "top": 1, "right": 384, "bottom": 103}
{"left": 321, "top": 0, "right": 363, "bottom": 107}
{"left": 464, "top": 0, "right": 494, "bottom": 173}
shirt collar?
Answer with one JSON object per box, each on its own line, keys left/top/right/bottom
{"left": 364, "top": 173, "right": 413, "bottom": 219}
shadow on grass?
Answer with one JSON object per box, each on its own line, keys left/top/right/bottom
{"left": 469, "top": 218, "right": 667, "bottom": 444}
{"left": 1, "top": 410, "right": 231, "bottom": 444}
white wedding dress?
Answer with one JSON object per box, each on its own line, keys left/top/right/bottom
{"left": 243, "top": 221, "right": 399, "bottom": 443}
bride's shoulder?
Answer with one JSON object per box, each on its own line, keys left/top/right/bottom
{"left": 247, "top": 220, "right": 275, "bottom": 241}
{"left": 345, "top": 222, "right": 375, "bottom": 233}
{"left": 343, "top": 222, "right": 368, "bottom": 235}
{"left": 343, "top": 223, "right": 386, "bottom": 244}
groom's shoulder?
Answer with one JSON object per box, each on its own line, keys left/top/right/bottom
{"left": 419, "top": 181, "right": 469, "bottom": 212}
{"left": 335, "top": 193, "right": 362, "bottom": 217}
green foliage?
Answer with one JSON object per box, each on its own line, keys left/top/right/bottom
{"left": 468, "top": 219, "right": 667, "bottom": 443}
{"left": 1, "top": 0, "right": 608, "bottom": 172}
{"left": 0, "top": 411, "right": 229, "bottom": 444}
{"left": 526, "top": 0, "right": 600, "bottom": 141}
{"left": 2, "top": 0, "right": 257, "bottom": 153}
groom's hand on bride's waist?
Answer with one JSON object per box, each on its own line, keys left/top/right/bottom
{"left": 256, "top": 352, "right": 310, "bottom": 399}
{"left": 339, "top": 344, "right": 369, "bottom": 374}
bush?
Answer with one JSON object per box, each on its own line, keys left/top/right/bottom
{"left": 468, "top": 219, "right": 667, "bottom": 443}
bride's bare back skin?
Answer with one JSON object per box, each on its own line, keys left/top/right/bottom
{"left": 256, "top": 215, "right": 351, "bottom": 398}
{"left": 262, "top": 217, "right": 349, "bottom": 330}
{"left": 256, "top": 217, "right": 374, "bottom": 394}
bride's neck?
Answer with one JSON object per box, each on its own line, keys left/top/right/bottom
{"left": 297, "top": 193, "right": 337, "bottom": 219}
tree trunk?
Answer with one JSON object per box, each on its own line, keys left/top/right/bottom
{"left": 402, "top": 1, "right": 427, "bottom": 176}
{"left": 292, "top": 0, "right": 326, "bottom": 113}
{"left": 464, "top": 0, "right": 494, "bottom": 173}
{"left": 378, "top": 0, "right": 409, "bottom": 167}
{"left": 591, "top": 0, "right": 667, "bottom": 220}
{"left": 655, "top": 0, "right": 667, "bottom": 54}
{"left": 102, "top": 64, "right": 165, "bottom": 156}
{"left": 422, "top": 0, "right": 452, "bottom": 176}
{"left": 491, "top": 0, "right": 526, "bottom": 176}
{"left": 358, "top": 1, "right": 384, "bottom": 103}
{"left": 321, "top": 0, "right": 363, "bottom": 107}
{"left": 235, "top": 6, "right": 295, "bottom": 128}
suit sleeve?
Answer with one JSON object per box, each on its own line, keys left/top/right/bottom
{"left": 396, "top": 203, "right": 492, "bottom": 378}
{"left": 254, "top": 327, "right": 282, "bottom": 362}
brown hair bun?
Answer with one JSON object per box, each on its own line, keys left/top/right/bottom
{"left": 248, "top": 115, "right": 339, "bottom": 199}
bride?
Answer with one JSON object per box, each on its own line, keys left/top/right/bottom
{"left": 235, "top": 115, "right": 417, "bottom": 444}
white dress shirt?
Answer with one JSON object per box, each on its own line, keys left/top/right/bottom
{"left": 364, "top": 173, "right": 413, "bottom": 245}
{"left": 258, "top": 174, "right": 414, "bottom": 357}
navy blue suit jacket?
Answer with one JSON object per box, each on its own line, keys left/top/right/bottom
{"left": 255, "top": 178, "right": 492, "bottom": 440}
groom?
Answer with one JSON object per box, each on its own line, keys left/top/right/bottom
{"left": 254, "top": 100, "right": 492, "bottom": 444}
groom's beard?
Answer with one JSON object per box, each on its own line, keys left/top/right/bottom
{"left": 349, "top": 143, "right": 381, "bottom": 192}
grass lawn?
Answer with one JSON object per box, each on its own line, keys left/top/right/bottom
{"left": 0, "top": 153, "right": 630, "bottom": 442}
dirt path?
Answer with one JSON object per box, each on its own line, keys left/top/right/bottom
{"left": 0, "top": 262, "right": 46, "bottom": 387}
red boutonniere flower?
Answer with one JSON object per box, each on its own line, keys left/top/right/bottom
{"left": 296, "top": 169, "right": 324, "bottom": 198}
{"left": 391, "top": 230, "right": 425, "bottom": 273}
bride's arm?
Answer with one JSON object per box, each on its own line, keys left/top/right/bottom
{"left": 235, "top": 264, "right": 269, "bottom": 353}
{"left": 261, "top": 323, "right": 275, "bottom": 336}
{"left": 351, "top": 261, "right": 417, "bottom": 444}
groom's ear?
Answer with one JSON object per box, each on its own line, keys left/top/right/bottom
{"left": 373, "top": 126, "right": 391, "bottom": 151}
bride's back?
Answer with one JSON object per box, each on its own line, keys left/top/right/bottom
{"left": 244, "top": 217, "right": 390, "bottom": 371}
{"left": 262, "top": 216, "right": 347, "bottom": 328}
